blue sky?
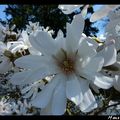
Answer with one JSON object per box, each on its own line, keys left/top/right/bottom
{"left": 0, "top": 5, "right": 9, "bottom": 20}
{"left": 0, "top": 5, "right": 106, "bottom": 38}
{"left": 92, "top": 5, "right": 107, "bottom": 38}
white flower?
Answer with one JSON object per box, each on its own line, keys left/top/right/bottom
{"left": 0, "top": 23, "right": 6, "bottom": 42}
{"left": 96, "top": 39, "right": 117, "bottom": 67}
{"left": 58, "top": 4, "right": 83, "bottom": 14}
{"left": 0, "top": 24, "right": 17, "bottom": 42}
{"left": 105, "top": 8, "right": 120, "bottom": 51}
{"left": 21, "top": 80, "right": 45, "bottom": 100}
{"left": 103, "top": 8, "right": 120, "bottom": 93}
{"left": 26, "top": 21, "right": 42, "bottom": 34}
{"left": 11, "top": 14, "right": 114, "bottom": 115}
{"left": 90, "top": 5, "right": 120, "bottom": 22}
{"left": 83, "top": 36, "right": 117, "bottom": 68}
{"left": 8, "top": 30, "right": 41, "bottom": 56}
{"left": 113, "top": 75, "right": 120, "bottom": 92}
{"left": 100, "top": 100, "right": 120, "bottom": 115}
{"left": 0, "top": 98, "right": 13, "bottom": 115}
{"left": 0, "top": 41, "right": 13, "bottom": 73}
{"left": 10, "top": 99, "right": 36, "bottom": 115}
{"left": 95, "top": 94, "right": 104, "bottom": 108}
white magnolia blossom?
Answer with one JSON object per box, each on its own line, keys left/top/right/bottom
{"left": 0, "top": 23, "right": 6, "bottom": 42}
{"left": 111, "top": 53, "right": 120, "bottom": 90}
{"left": 10, "top": 14, "right": 115, "bottom": 115}
{"left": 105, "top": 8, "right": 120, "bottom": 51}
{"left": 26, "top": 21, "right": 42, "bottom": 34}
{"left": 0, "top": 98, "right": 13, "bottom": 115}
{"left": 8, "top": 30, "right": 42, "bottom": 56}
{"left": 84, "top": 37, "right": 118, "bottom": 94}
{"left": 95, "top": 94, "right": 104, "bottom": 108}
{"left": 0, "top": 23, "right": 18, "bottom": 42}
{"left": 0, "top": 41, "right": 13, "bottom": 73}
{"left": 100, "top": 100, "right": 120, "bottom": 115}
{"left": 58, "top": 4, "right": 83, "bottom": 14}
{"left": 21, "top": 80, "right": 45, "bottom": 100}
{"left": 90, "top": 5, "right": 120, "bottom": 22}
{"left": 58, "top": 4, "right": 89, "bottom": 18}
{"left": 10, "top": 99, "right": 37, "bottom": 115}
{"left": 104, "top": 8, "right": 120, "bottom": 92}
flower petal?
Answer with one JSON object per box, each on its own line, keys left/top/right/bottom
{"left": 15, "top": 55, "right": 50, "bottom": 69}
{"left": 58, "top": 5, "right": 82, "bottom": 14}
{"left": 82, "top": 57, "right": 104, "bottom": 73}
{"left": 30, "top": 74, "right": 60, "bottom": 108}
{"left": 79, "top": 88, "right": 97, "bottom": 112}
{"left": 55, "top": 30, "right": 66, "bottom": 50}
{"left": 114, "top": 75, "right": 120, "bottom": 92}
{"left": 10, "top": 67, "right": 57, "bottom": 85}
{"left": 28, "top": 47, "right": 42, "bottom": 55}
{"left": 66, "top": 74, "right": 83, "bottom": 105}
{"left": 105, "top": 19, "right": 120, "bottom": 51}
{"left": 93, "top": 73, "right": 113, "bottom": 89}
{"left": 22, "top": 89, "right": 33, "bottom": 99}
{"left": 29, "top": 31, "right": 58, "bottom": 56}
{"left": 78, "top": 38, "right": 96, "bottom": 59}
{"left": 52, "top": 78, "right": 66, "bottom": 115}
{"left": 15, "top": 55, "right": 44, "bottom": 69}
{"left": 40, "top": 99, "right": 52, "bottom": 115}
{"left": 97, "top": 44, "right": 117, "bottom": 66}
{"left": 66, "top": 14, "right": 84, "bottom": 52}
{"left": 90, "top": 5, "right": 118, "bottom": 22}
{"left": 10, "top": 71, "right": 31, "bottom": 85}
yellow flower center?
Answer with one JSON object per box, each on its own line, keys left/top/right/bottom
{"left": 53, "top": 48, "right": 76, "bottom": 75}
{"left": 61, "top": 59, "right": 74, "bottom": 74}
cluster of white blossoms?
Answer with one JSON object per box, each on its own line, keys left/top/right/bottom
{"left": 0, "top": 4, "right": 120, "bottom": 115}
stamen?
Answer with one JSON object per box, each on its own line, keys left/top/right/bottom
{"left": 60, "top": 58, "right": 74, "bottom": 74}
{"left": 53, "top": 48, "right": 77, "bottom": 75}
{"left": 61, "top": 48, "right": 67, "bottom": 58}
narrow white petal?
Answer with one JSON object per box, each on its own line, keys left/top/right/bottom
{"left": 10, "top": 71, "right": 32, "bottom": 85}
{"left": 15, "top": 55, "right": 50, "bottom": 69}
{"left": 58, "top": 5, "right": 82, "bottom": 14}
{"left": 114, "top": 76, "right": 120, "bottom": 92}
{"left": 78, "top": 38, "right": 96, "bottom": 59}
{"left": 31, "top": 74, "right": 60, "bottom": 108}
{"left": 31, "top": 89, "right": 38, "bottom": 100}
{"left": 23, "top": 89, "right": 33, "bottom": 99}
{"left": 40, "top": 99, "right": 52, "bottom": 115}
{"left": 21, "top": 86, "right": 32, "bottom": 94}
{"left": 52, "top": 78, "right": 66, "bottom": 115}
{"left": 79, "top": 89, "right": 97, "bottom": 112}
{"left": 93, "top": 73, "right": 113, "bottom": 89}
{"left": 66, "top": 14, "right": 84, "bottom": 52}
{"left": 105, "top": 19, "right": 120, "bottom": 37}
{"left": 81, "top": 5, "right": 89, "bottom": 18}
{"left": 55, "top": 30, "right": 66, "bottom": 50}
{"left": 97, "top": 44, "right": 117, "bottom": 66}
{"left": 66, "top": 74, "right": 83, "bottom": 105}
{"left": 90, "top": 6, "right": 112, "bottom": 22}
{"left": 28, "top": 47, "right": 42, "bottom": 55}
{"left": 23, "top": 68, "right": 57, "bottom": 84}
{"left": 29, "top": 31, "right": 58, "bottom": 56}
{"left": 11, "top": 67, "right": 57, "bottom": 85}
{"left": 105, "top": 19, "right": 120, "bottom": 51}
{"left": 82, "top": 57, "right": 104, "bottom": 73}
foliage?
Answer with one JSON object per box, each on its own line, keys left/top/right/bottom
{"left": 2, "top": 5, "right": 99, "bottom": 38}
